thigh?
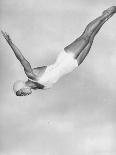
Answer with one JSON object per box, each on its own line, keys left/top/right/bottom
{"left": 76, "top": 41, "right": 93, "bottom": 65}
{"left": 64, "top": 36, "right": 89, "bottom": 58}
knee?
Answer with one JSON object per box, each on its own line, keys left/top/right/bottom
{"left": 82, "top": 28, "right": 92, "bottom": 40}
{"left": 81, "top": 35, "right": 90, "bottom": 43}
{"left": 85, "top": 23, "right": 93, "bottom": 33}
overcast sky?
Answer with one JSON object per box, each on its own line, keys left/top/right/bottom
{"left": 0, "top": 0, "right": 116, "bottom": 155}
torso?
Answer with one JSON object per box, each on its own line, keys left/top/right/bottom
{"left": 29, "top": 50, "right": 78, "bottom": 90}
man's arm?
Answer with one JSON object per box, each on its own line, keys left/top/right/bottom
{"left": 1, "top": 31, "right": 35, "bottom": 79}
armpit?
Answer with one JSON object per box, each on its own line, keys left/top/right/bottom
{"left": 33, "top": 66, "right": 47, "bottom": 77}
{"left": 25, "top": 70, "right": 36, "bottom": 80}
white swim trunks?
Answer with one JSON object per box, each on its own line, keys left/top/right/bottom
{"left": 38, "top": 50, "right": 78, "bottom": 89}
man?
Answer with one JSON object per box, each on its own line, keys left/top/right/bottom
{"left": 2, "top": 6, "right": 116, "bottom": 96}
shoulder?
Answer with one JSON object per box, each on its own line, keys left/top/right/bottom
{"left": 33, "top": 66, "right": 47, "bottom": 76}
{"left": 25, "top": 66, "right": 47, "bottom": 80}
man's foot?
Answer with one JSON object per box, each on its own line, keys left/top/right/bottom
{"left": 102, "top": 6, "right": 116, "bottom": 17}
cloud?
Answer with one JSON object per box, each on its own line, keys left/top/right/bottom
{"left": 1, "top": 0, "right": 116, "bottom": 154}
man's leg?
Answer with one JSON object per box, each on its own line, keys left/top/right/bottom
{"left": 64, "top": 6, "right": 116, "bottom": 58}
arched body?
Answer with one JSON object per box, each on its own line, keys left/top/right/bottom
{"left": 1, "top": 6, "right": 116, "bottom": 96}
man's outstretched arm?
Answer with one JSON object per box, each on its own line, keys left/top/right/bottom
{"left": 1, "top": 31, "right": 35, "bottom": 79}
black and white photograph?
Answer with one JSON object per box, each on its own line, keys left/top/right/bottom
{"left": 0, "top": 0, "right": 116, "bottom": 155}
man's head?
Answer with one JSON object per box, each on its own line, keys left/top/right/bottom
{"left": 13, "top": 80, "right": 32, "bottom": 96}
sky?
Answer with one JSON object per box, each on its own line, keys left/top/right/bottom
{"left": 0, "top": 0, "right": 116, "bottom": 155}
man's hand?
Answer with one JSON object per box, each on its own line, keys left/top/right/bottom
{"left": 1, "top": 31, "right": 12, "bottom": 43}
